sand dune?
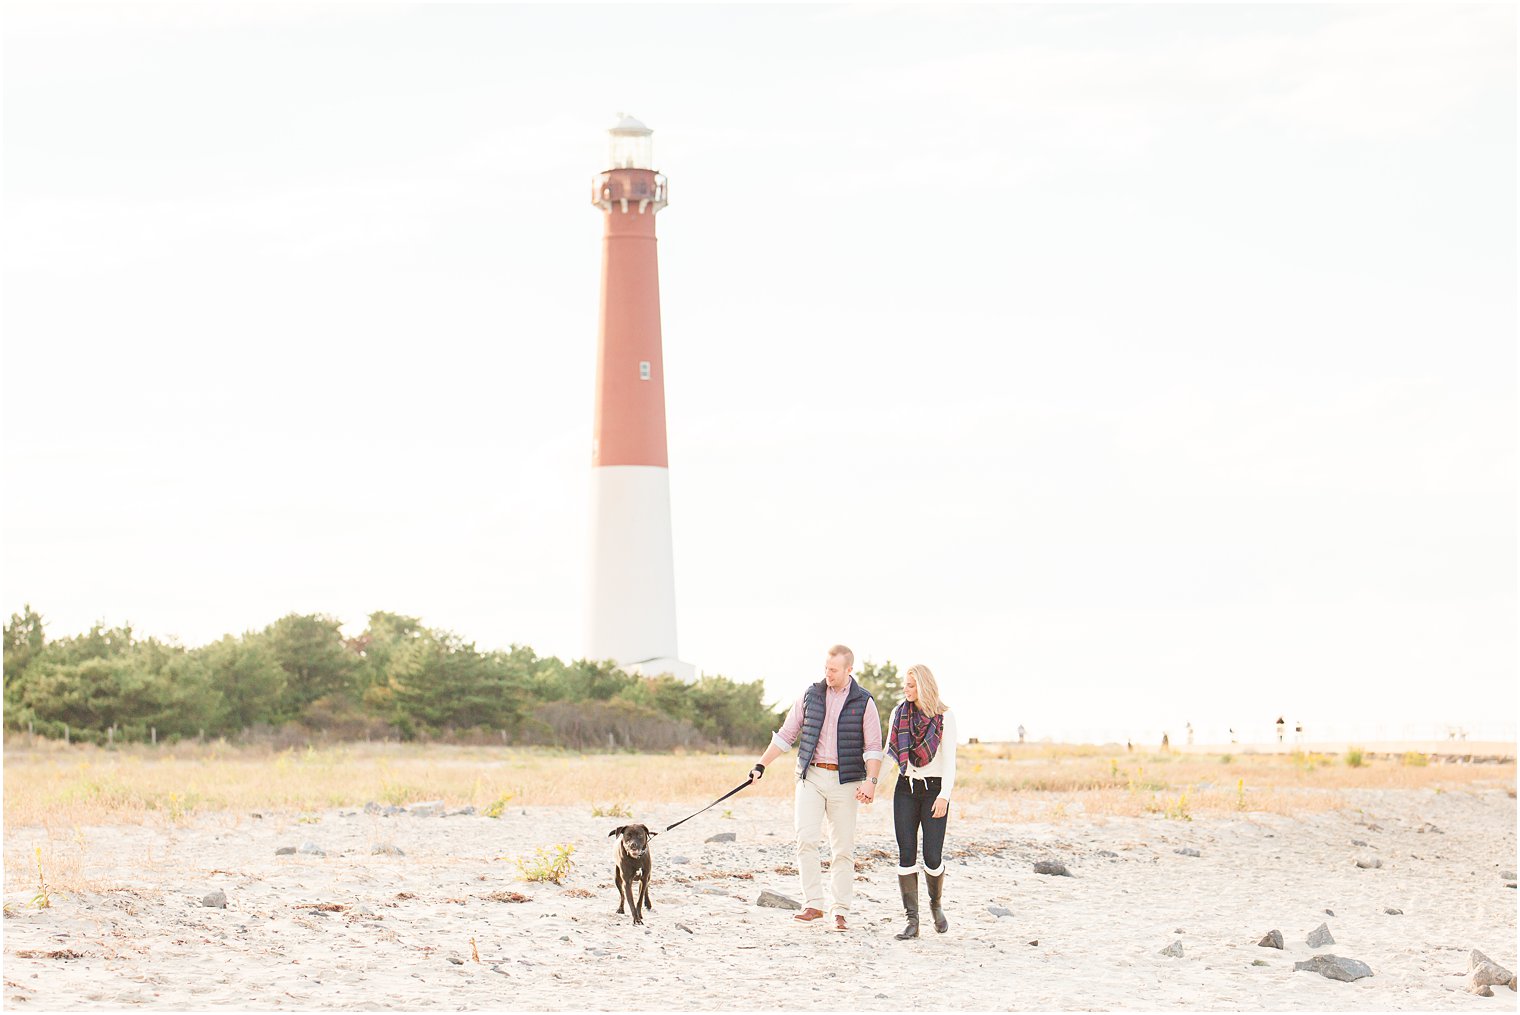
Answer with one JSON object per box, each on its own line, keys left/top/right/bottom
{"left": 3, "top": 787, "right": 1515, "bottom": 1010}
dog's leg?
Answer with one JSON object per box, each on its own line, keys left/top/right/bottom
{"left": 641, "top": 857, "right": 653, "bottom": 911}
{"left": 627, "top": 872, "right": 643, "bottom": 926}
{"left": 614, "top": 866, "right": 626, "bottom": 915}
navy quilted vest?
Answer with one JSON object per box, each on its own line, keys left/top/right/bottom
{"left": 795, "top": 678, "right": 873, "bottom": 785}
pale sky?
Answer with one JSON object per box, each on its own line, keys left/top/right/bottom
{"left": 3, "top": 3, "right": 1515, "bottom": 745}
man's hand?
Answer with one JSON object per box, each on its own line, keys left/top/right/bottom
{"left": 855, "top": 783, "right": 876, "bottom": 805}
{"left": 748, "top": 763, "right": 765, "bottom": 784}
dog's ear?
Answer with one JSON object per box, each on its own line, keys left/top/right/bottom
{"left": 608, "top": 826, "right": 625, "bottom": 837}
{"left": 647, "top": 830, "right": 658, "bottom": 837}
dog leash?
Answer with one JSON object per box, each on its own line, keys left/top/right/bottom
{"left": 662, "top": 778, "right": 754, "bottom": 833}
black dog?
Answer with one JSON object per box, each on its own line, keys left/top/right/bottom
{"left": 608, "top": 824, "right": 656, "bottom": 925}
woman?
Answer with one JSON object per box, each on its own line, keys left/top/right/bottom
{"left": 884, "top": 664, "right": 957, "bottom": 939}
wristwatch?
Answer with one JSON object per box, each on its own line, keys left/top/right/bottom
{"left": 868, "top": 776, "right": 878, "bottom": 785}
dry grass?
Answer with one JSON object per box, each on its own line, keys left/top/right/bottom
{"left": 2, "top": 740, "right": 1512, "bottom": 835}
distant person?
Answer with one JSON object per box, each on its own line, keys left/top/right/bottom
{"left": 748, "top": 644, "right": 883, "bottom": 932}
{"left": 1229, "top": 728, "right": 1238, "bottom": 745}
{"left": 1294, "top": 720, "right": 1303, "bottom": 745}
{"left": 885, "top": 664, "right": 957, "bottom": 940}
{"left": 1185, "top": 721, "right": 1194, "bottom": 746}
{"left": 1161, "top": 732, "right": 1170, "bottom": 751}
{"left": 1126, "top": 740, "right": 1133, "bottom": 753}
{"left": 1017, "top": 724, "right": 1026, "bottom": 744}
{"left": 1275, "top": 716, "right": 1286, "bottom": 744}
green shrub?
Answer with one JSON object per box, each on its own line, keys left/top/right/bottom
{"left": 514, "top": 844, "right": 576, "bottom": 884}
{"left": 1345, "top": 747, "right": 1366, "bottom": 768}
{"left": 1401, "top": 751, "right": 1428, "bottom": 767}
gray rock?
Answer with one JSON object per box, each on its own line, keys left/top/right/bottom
{"left": 1384, "top": 907, "right": 1403, "bottom": 915}
{"left": 409, "top": 801, "right": 445, "bottom": 817}
{"left": 677, "top": 923, "right": 694, "bottom": 934}
{"left": 987, "top": 905, "right": 1013, "bottom": 918}
{"left": 1033, "top": 861, "right": 1071, "bottom": 877}
{"left": 1354, "top": 856, "right": 1382, "bottom": 869}
{"left": 1096, "top": 850, "right": 1120, "bottom": 858}
{"left": 1502, "top": 871, "right": 1517, "bottom": 881}
{"left": 446, "top": 956, "right": 463, "bottom": 965}
{"left": 1027, "top": 939, "right": 1038, "bottom": 947}
{"left": 705, "top": 832, "right": 737, "bottom": 843}
{"left": 756, "top": 890, "right": 800, "bottom": 910}
{"left": 1508, "top": 882, "right": 1517, "bottom": 890}
{"left": 1159, "top": 940, "right": 1184, "bottom": 958}
{"left": 363, "top": 801, "right": 383, "bottom": 814}
{"left": 669, "top": 855, "right": 691, "bottom": 864}
{"left": 1468, "top": 957, "right": 1515, "bottom": 995}
{"left": 352, "top": 905, "right": 374, "bottom": 916}
{"left": 1324, "top": 909, "right": 1335, "bottom": 916}
{"left": 275, "top": 846, "right": 297, "bottom": 856}
{"left": 697, "top": 886, "right": 728, "bottom": 896}
{"left": 370, "top": 844, "right": 404, "bottom": 856}
{"left": 202, "top": 889, "right": 227, "bottom": 909}
{"left": 445, "top": 806, "right": 476, "bottom": 817}
{"left": 1252, "top": 959, "right": 1270, "bottom": 967}
{"left": 1174, "top": 847, "right": 1201, "bottom": 858}
{"left": 1307, "top": 922, "right": 1335, "bottom": 948}
{"left": 1293, "top": 955, "right": 1373, "bottom": 981}
{"left": 1350, "top": 839, "right": 1368, "bottom": 847}
{"left": 1257, "top": 930, "right": 1284, "bottom": 949}
{"left": 298, "top": 841, "right": 325, "bottom": 857}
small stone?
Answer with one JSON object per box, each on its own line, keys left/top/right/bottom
{"left": 1096, "top": 850, "right": 1119, "bottom": 858}
{"left": 1257, "top": 930, "right": 1284, "bottom": 949}
{"left": 447, "top": 956, "right": 463, "bottom": 965}
{"left": 352, "top": 905, "right": 374, "bottom": 916}
{"left": 445, "top": 806, "right": 476, "bottom": 817}
{"left": 1032, "top": 861, "right": 1071, "bottom": 877}
{"left": 698, "top": 886, "right": 728, "bottom": 896}
{"left": 1354, "top": 856, "right": 1381, "bottom": 869}
{"left": 705, "top": 832, "right": 737, "bottom": 844}
{"left": 677, "top": 924, "right": 693, "bottom": 934}
{"left": 1384, "top": 907, "right": 1402, "bottom": 915}
{"left": 1350, "top": 839, "right": 1368, "bottom": 847}
{"left": 370, "top": 844, "right": 404, "bottom": 856}
{"left": 1501, "top": 871, "right": 1517, "bottom": 881}
{"left": 275, "top": 846, "right": 297, "bottom": 856}
{"left": 1159, "top": 940, "right": 1184, "bottom": 958}
{"left": 363, "top": 802, "right": 383, "bottom": 814}
{"left": 409, "top": 801, "right": 445, "bottom": 818}
{"left": 1027, "top": 939, "right": 1038, "bottom": 946}
{"left": 298, "top": 842, "right": 325, "bottom": 857}
{"left": 1324, "top": 909, "right": 1335, "bottom": 916}
{"left": 669, "top": 856, "right": 691, "bottom": 864}
{"left": 1174, "top": 847, "right": 1201, "bottom": 858}
{"left": 202, "top": 890, "right": 227, "bottom": 909}
{"left": 1307, "top": 922, "right": 1335, "bottom": 948}
{"left": 1252, "top": 959, "right": 1270, "bottom": 966}
{"left": 755, "top": 890, "right": 800, "bottom": 910}
{"left": 1469, "top": 959, "right": 1515, "bottom": 995}
{"left": 1294, "top": 955, "right": 1373, "bottom": 981}
{"left": 987, "top": 905, "right": 1013, "bottom": 918}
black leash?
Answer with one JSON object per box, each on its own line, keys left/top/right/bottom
{"left": 663, "top": 778, "right": 754, "bottom": 833}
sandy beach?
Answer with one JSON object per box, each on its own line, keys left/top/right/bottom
{"left": 3, "top": 778, "right": 1515, "bottom": 1011}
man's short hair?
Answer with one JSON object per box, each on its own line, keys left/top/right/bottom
{"left": 827, "top": 644, "right": 854, "bottom": 669}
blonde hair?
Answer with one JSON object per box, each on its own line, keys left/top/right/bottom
{"left": 905, "top": 664, "right": 947, "bottom": 717}
{"left": 827, "top": 644, "right": 854, "bottom": 669}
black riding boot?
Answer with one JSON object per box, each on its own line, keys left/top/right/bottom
{"left": 926, "top": 872, "right": 949, "bottom": 933}
{"left": 894, "top": 874, "right": 919, "bottom": 940}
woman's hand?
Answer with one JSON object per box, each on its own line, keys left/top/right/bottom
{"left": 931, "top": 797, "right": 948, "bottom": 819}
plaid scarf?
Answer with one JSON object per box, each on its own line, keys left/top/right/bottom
{"left": 886, "top": 700, "right": 943, "bottom": 769}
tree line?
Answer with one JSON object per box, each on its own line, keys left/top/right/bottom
{"left": 2, "top": 606, "right": 903, "bottom": 750}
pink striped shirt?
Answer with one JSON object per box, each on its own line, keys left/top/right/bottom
{"left": 772, "top": 680, "right": 884, "bottom": 765}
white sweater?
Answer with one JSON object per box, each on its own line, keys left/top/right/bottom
{"left": 887, "top": 704, "right": 958, "bottom": 802}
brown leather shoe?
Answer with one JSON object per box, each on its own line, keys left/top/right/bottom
{"left": 792, "top": 907, "right": 825, "bottom": 923}
{"left": 833, "top": 914, "right": 848, "bottom": 932}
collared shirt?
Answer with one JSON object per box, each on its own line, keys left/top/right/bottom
{"left": 771, "top": 679, "right": 884, "bottom": 764}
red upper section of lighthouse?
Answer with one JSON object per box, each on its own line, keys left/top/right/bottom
{"left": 591, "top": 167, "right": 669, "bottom": 469}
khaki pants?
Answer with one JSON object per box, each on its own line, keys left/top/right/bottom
{"left": 794, "top": 766, "right": 859, "bottom": 916}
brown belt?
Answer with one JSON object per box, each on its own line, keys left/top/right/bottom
{"left": 810, "top": 762, "right": 839, "bottom": 771}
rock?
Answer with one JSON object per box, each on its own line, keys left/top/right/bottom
{"left": 352, "top": 905, "right": 374, "bottom": 916}
{"left": 1252, "top": 959, "right": 1269, "bottom": 967}
{"left": 447, "top": 956, "right": 463, "bottom": 965}
{"left": 705, "top": 832, "right": 737, "bottom": 843}
{"left": 669, "top": 856, "right": 691, "bottom": 864}
{"left": 1384, "top": 907, "right": 1403, "bottom": 915}
{"left": 1033, "top": 861, "right": 1071, "bottom": 877}
{"left": 1507, "top": 882, "right": 1517, "bottom": 890}
{"left": 1354, "top": 856, "right": 1381, "bottom": 869}
{"left": 697, "top": 886, "right": 728, "bottom": 896}
{"left": 987, "top": 905, "right": 1013, "bottom": 918}
{"left": 371, "top": 844, "right": 404, "bottom": 856}
{"left": 275, "top": 846, "right": 297, "bottom": 856}
{"left": 755, "top": 890, "right": 800, "bottom": 910}
{"left": 1307, "top": 922, "right": 1335, "bottom": 948}
{"left": 1027, "top": 939, "right": 1038, "bottom": 947}
{"left": 1096, "top": 850, "right": 1119, "bottom": 858}
{"left": 409, "top": 801, "right": 445, "bottom": 817}
{"left": 1468, "top": 957, "right": 1516, "bottom": 995}
{"left": 202, "top": 890, "right": 227, "bottom": 909}
{"left": 1174, "top": 847, "right": 1201, "bottom": 858}
{"left": 1293, "top": 955, "right": 1373, "bottom": 981}
{"left": 1350, "top": 839, "right": 1368, "bottom": 847}
{"left": 1257, "top": 930, "right": 1284, "bottom": 949}
{"left": 363, "top": 801, "right": 383, "bottom": 814}
{"left": 1502, "top": 871, "right": 1517, "bottom": 881}
{"left": 445, "top": 806, "right": 476, "bottom": 817}
{"left": 1159, "top": 940, "right": 1184, "bottom": 958}
{"left": 1324, "top": 909, "right": 1335, "bottom": 916}
{"left": 298, "top": 842, "right": 325, "bottom": 857}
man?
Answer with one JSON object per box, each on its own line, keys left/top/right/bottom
{"left": 749, "top": 644, "right": 883, "bottom": 932}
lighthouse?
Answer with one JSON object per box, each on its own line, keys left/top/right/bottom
{"left": 585, "top": 114, "right": 694, "bottom": 682}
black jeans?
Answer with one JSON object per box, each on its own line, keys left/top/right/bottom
{"left": 893, "top": 775, "right": 949, "bottom": 875}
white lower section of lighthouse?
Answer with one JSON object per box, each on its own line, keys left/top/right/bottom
{"left": 585, "top": 465, "right": 695, "bottom": 682}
